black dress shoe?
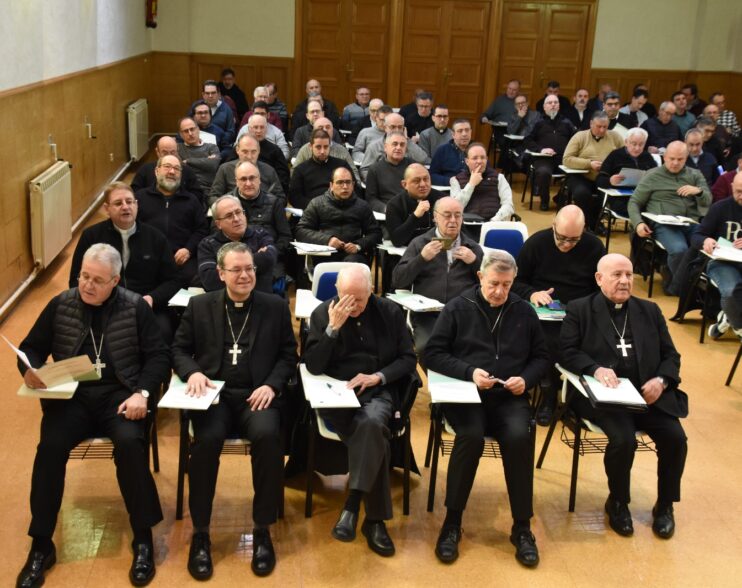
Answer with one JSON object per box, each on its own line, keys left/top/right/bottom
{"left": 361, "top": 520, "right": 395, "bottom": 557}
{"left": 536, "top": 401, "right": 554, "bottom": 427}
{"left": 129, "top": 543, "right": 155, "bottom": 586}
{"left": 331, "top": 509, "right": 358, "bottom": 542}
{"left": 652, "top": 503, "right": 675, "bottom": 539}
{"left": 510, "top": 529, "right": 539, "bottom": 567}
{"left": 435, "top": 524, "right": 461, "bottom": 563}
{"left": 188, "top": 532, "right": 213, "bottom": 581}
{"left": 540, "top": 198, "right": 550, "bottom": 211}
{"left": 16, "top": 545, "right": 56, "bottom": 588}
{"left": 251, "top": 528, "right": 276, "bottom": 577}
{"left": 605, "top": 497, "right": 634, "bottom": 536}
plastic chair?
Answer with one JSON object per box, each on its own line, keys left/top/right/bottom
{"left": 478, "top": 221, "right": 529, "bottom": 257}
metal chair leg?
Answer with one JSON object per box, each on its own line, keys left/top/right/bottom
{"left": 305, "top": 415, "right": 317, "bottom": 518}
{"left": 568, "top": 425, "right": 581, "bottom": 513}
{"left": 176, "top": 412, "right": 189, "bottom": 520}
{"left": 427, "top": 418, "right": 442, "bottom": 512}
{"left": 424, "top": 417, "right": 435, "bottom": 468}
{"left": 403, "top": 419, "right": 411, "bottom": 515}
{"left": 726, "top": 343, "right": 742, "bottom": 386}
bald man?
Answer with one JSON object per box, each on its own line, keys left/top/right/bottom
{"left": 386, "top": 164, "right": 444, "bottom": 247}
{"left": 628, "top": 140, "right": 711, "bottom": 294}
{"left": 247, "top": 114, "right": 290, "bottom": 194}
{"left": 304, "top": 264, "right": 416, "bottom": 557}
{"left": 513, "top": 205, "right": 605, "bottom": 424}
{"left": 291, "top": 101, "right": 343, "bottom": 157}
{"left": 561, "top": 253, "right": 687, "bottom": 540}
{"left": 131, "top": 135, "right": 203, "bottom": 200}
{"left": 360, "top": 113, "right": 431, "bottom": 181}
{"left": 291, "top": 79, "right": 340, "bottom": 134}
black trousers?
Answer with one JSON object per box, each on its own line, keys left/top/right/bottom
{"left": 442, "top": 389, "right": 534, "bottom": 521}
{"left": 567, "top": 175, "right": 599, "bottom": 228}
{"left": 410, "top": 312, "right": 440, "bottom": 363}
{"left": 572, "top": 394, "right": 687, "bottom": 504}
{"left": 319, "top": 389, "right": 393, "bottom": 520}
{"left": 532, "top": 158, "right": 557, "bottom": 202}
{"left": 538, "top": 321, "right": 562, "bottom": 406}
{"left": 189, "top": 390, "right": 282, "bottom": 527}
{"left": 29, "top": 392, "right": 162, "bottom": 538}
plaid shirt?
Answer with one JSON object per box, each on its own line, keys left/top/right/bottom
{"left": 718, "top": 110, "right": 741, "bottom": 137}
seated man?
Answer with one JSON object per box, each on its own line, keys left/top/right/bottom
{"left": 693, "top": 172, "right": 742, "bottom": 339}
{"left": 562, "top": 111, "right": 624, "bottom": 230}
{"left": 304, "top": 265, "right": 417, "bottom": 557}
{"left": 131, "top": 135, "right": 202, "bottom": 201}
{"left": 295, "top": 167, "right": 381, "bottom": 265}
{"left": 230, "top": 161, "right": 292, "bottom": 281}
{"left": 198, "top": 195, "right": 277, "bottom": 293}
{"left": 290, "top": 100, "right": 343, "bottom": 158}
{"left": 217, "top": 68, "right": 249, "bottom": 122}
{"left": 354, "top": 104, "right": 391, "bottom": 162}
{"left": 193, "top": 80, "right": 236, "bottom": 145}
{"left": 628, "top": 141, "right": 711, "bottom": 295}
{"left": 685, "top": 128, "right": 719, "bottom": 188}
{"left": 292, "top": 81, "right": 340, "bottom": 134}
{"left": 596, "top": 127, "right": 658, "bottom": 217}
{"left": 535, "top": 80, "right": 572, "bottom": 113}
{"left": 264, "top": 81, "right": 289, "bottom": 133}
{"left": 360, "top": 113, "right": 430, "bottom": 181}
{"left": 173, "top": 242, "right": 297, "bottom": 579}
{"left": 710, "top": 92, "right": 741, "bottom": 137}
{"left": 238, "top": 86, "right": 283, "bottom": 130}
{"left": 237, "top": 100, "right": 289, "bottom": 159}
{"left": 641, "top": 101, "right": 683, "bottom": 153}
{"left": 711, "top": 152, "right": 742, "bottom": 201}
{"left": 135, "top": 154, "right": 209, "bottom": 286}
{"left": 513, "top": 205, "right": 605, "bottom": 425}
{"left": 365, "top": 132, "right": 413, "bottom": 213}
{"left": 419, "top": 104, "right": 453, "bottom": 159}
{"left": 293, "top": 117, "right": 358, "bottom": 181}
{"left": 560, "top": 253, "right": 688, "bottom": 540}
{"left": 701, "top": 103, "right": 735, "bottom": 161}
{"left": 341, "top": 86, "right": 371, "bottom": 130}
{"left": 429, "top": 119, "right": 473, "bottom": 186}
{"left": 209, "top": 134, "right": 285, "bottom": 204}
{"left": 70, "top": 182, "right": 181, "bottom": 343}
{"left": 386, "top": 164, "right": 443, "bottom": 247}
{"left": 450, "top": 142, "right": 514, "bottom": 224}
{"left": 696, "top": 116, "right": 728, "bottom": 164}
{"left": 563, "top": 87, "right": 594, "bottom": 131}
{"left": 191, "top": 100, "right": 232, "bottom": 160}
{"left": 392, "top": 197, "right": 483, "bottom": 356}
{"left": 603, "top": 91, "right": 636, "bottom": 137}
{"left": 481, "top": 79, "right": 519, "bottom": 124}
{"left": 672, "top": 91, "right": 697, "bottom": 136}
{"left": 246, "top": 114, "right": 290, "bottom": 196}
{"left": 403, "top": 91, "right": 434, "bottom": 138}
{"left": 17, "top": 243, "right": 169, "bottom": 588}
{"left": 177, "top": 117, "right": 221, "bottom": 196}
{"left": 523, "top": 94, "right": 576, "bottom": 210}
{"left": 681, "top": 83, "right": 706, "bottom": 117}
{"left": 506, "top": 94, "right": 541, "bottom": 137}
{"left": 289, "top": 129, "right": 354, "bottom": 210}
{"left": 619, "top": 88, "right": 649, "bottom": 127}
{"left": 424, "top": 249, "right": 549, "bottom": 567}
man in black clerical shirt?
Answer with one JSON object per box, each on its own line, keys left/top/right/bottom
{"left": 386, "top": 163, "right": 443, "bottom": 247}
{"left": 17, "top": 243, "right": 169, "bottom": 587}
{"left": 561, "top": 254, "right": 688, "bottom": 540}
{"left": 173, "top": 242, "right": 297, "bottom": 579}
{"left": 424, "top": 250, "right": 550, "bottom": 567}
{"left": 513, "top": 205, "right": 604, "bottom": 425}
{"left": 304, "top": 264, "right": 417, "bottom": 557}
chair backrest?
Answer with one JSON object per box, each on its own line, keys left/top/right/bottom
{"left": 479, "top": 221, "right": 529, "bottom": 257}
{"left": 311, "top": 262, "right": 365, "bottom": 301}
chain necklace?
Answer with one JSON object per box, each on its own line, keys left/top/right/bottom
{"left": 89, "top": 328, "right": 106, "bottom": 377}
{"left": 225, "top": 303, "right": 251, "bottom": 365}
{"left": 608, "top": 310, "right": 632, "bottom": 358}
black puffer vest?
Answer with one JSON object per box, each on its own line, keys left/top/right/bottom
{"left": 52, "top": 287, "right": 142, "bottom": 391}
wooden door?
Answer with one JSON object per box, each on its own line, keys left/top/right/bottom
{"left": 301, "top": 0, "right": 391, "bottom": 108}
{"left": 497, "top": 1, "right": 596, "bottom": 106}
{"left": 400, "top": 0, "right": 490, "bottom": 122}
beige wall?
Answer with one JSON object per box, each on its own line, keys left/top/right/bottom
{"left": 151, "top": 0, "right": 294, "bottom": 58}
{"left": 592, "top": 0, "right": 742, "bottom": 71}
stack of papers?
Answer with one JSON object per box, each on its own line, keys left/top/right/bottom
{"left": 581, "top": 375, "right": 647, "bottom": 411}
{"left": 641, "top": 213, "right": 697, "bottom": 226}
{"left": 158, "top": 374, "right": 224, "bottom": 410}
{"left": 616, "top": 168, "right": 646, "bottom": 187}
{"left": 168, "top": 287, "right": 205, "bottom": 308}
{"left": 711, "top": 237, "right": 742, "bottom": 263}
{"left": 387, "top": 290, "right": 445, "bottom": 312}
{"left": 291, "top": 241, "right": 336, "bottom": 255}
{"left": 299, "top": 364, "right": 360, "bottom": 408}
{"left": 428, "top": 370, "right": 481, "bottom": 404}
{"left": 378, "top": 241, "right": 406, "bottom": 257}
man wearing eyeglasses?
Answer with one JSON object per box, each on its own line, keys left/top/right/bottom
{"left": 190, "top": 80, "right": 236, "bottom": 145}
{"left": 70, "top": 182, "right": 182, "bottom": 342}
{"left": 198, "top": 195, "right": 277, "bottom": 294}
{"left": 513, "top": 205, "right": 605, "bottom": 425}
{"left": 18, "top": 243, "right": 169, "bottom": 588}
{"left": 419, "top": 105, "right": 453, "bottom": 159}
{"left": 131, "top": 135, "right": 203, "bottom": 202}
{"left": 403, "top": 91, "right": 435, "bottom": 139}
{"left": 135, "top": 155, "right": 210, "bottom": 286}
{"left": 360, "top": 112, "right": 431, "bottom": 181}
{"left": 392, "top": 197, "right": 483, "bottom": 356}
{"left": 173, "top": 241, "right": 298, "bottom": 579}
{"left": 177, "top": 116, "right": 221, "bottom": 196}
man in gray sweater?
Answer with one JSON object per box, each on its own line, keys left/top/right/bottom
{"left": 628, "top": 140, "right": 711, "bottom": 294}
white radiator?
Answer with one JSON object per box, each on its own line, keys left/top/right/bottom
{"left": 29, "top": 161, "right": 72, "bottom": 269}
{"left": 127, "top": 98, "right": 149, "bottom": 161}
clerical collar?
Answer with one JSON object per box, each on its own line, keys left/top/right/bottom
{"left": 602, "top": 294, "right": 626, "bottom": 315}
{"left": 436, "top": 127, "right": 447, "bottom": 134}
{"left": 226, "top": 294, "right": 252, "bottom": 309}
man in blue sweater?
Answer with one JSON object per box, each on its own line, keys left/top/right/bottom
{"left": 429, "top": 119, "right": 472, "bottom": 185}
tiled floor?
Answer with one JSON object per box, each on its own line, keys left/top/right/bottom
{"left": 1, "top": 177, "right": 740, "bottom": 587}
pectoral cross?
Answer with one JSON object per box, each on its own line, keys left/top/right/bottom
{"left": 617, "top": 338, "right": 632, "bottom": 357}
{"left": 93, "top": 358, "right": 106, "bottom": 377}
{"left": 229, "top": 343, "right": 242, "bottom": 365}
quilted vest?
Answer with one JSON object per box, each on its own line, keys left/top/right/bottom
{"left": 455, "top": 167, "right": 501, "bottom": 219}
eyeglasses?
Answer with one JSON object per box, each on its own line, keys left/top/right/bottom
{"left": 433, "top": 114, "right": 449, "bottom": 119}
{"left": 236, "top": 175, "right": 260, "bottom": 183}
{"left": 333, "top": 179, "right": 354, "bottom": 186}
{"left": 181, "top": 127, "right": 198, "bottom": 134}
{"left": 435, "top": 211, "right": 463, "bottom": 220}
{"left": 217, "top": 209, "right": 245, "bottom": 221}
{"left": 158, "top": 163, "right": 182, "bottom": 172}
{"left": 78, "top": 273, "right": 116, "bottom": 287}
{"left": 222, "top": 266, "right": 257, "bottom": 275}
{"left": 553, "top": 227, "right": 582, "bottom": 244}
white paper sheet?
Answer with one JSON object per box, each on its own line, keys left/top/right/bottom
{"left": 387, "top": 290, "right": 444, "bottom": 312}
{"left": 158, "top": 374, "right": 224, "bottom": 410}
{"left": 427, "top": 370, "right": 481, "bottom": 404}
{"left": 299, "top": 364, "right": 361, "bottom": 408}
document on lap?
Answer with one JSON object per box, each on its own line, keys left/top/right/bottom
{"left": 158, "top": 374, "right": 224, "bottom": 410}
{"left": 580, "top": 375, "right": 647, "bottom": 412}
{"left": 300, "top": 364, "right": 361, "bottom": 408}
{"left": 641, "top": 212, "right": 698, "bottom": 226}
{"left": 428, "top": 370, "right": 481, "bottom": 404}
{"left": 710, "top": 237, "right": 742, "bottom": 263}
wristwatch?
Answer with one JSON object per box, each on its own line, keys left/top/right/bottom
{"left": 656, "top": 376, "right": 667, "bottom": 389}
{"left": 138, "top": 389, "right": 150, "bottom": 399}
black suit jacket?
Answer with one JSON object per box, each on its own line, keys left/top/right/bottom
{"left": 172, "top": 290, "right": 298, "bottom": 398}
{"left": 560, "top": 293, "right": 688, "bottom": 418}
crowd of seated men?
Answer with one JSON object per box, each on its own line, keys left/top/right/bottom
{"left": 12, "top": 67, "right": 740, "bottom": 587}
